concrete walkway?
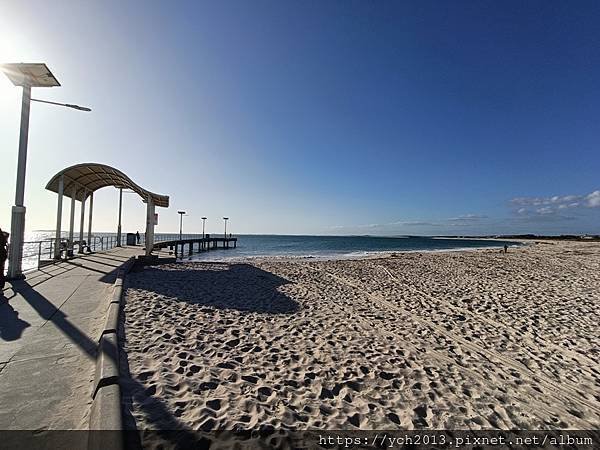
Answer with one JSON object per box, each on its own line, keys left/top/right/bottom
{"left": 0, "top": 246, "right": 141, "bottom": 429}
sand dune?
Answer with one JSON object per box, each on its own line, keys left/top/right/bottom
{"left": 120, "top": 241, "right": 600, "bottom": 435}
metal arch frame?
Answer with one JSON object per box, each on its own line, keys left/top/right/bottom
{"left": 45, "top": 162, "right": 169, "bottom": 206}
{"left": 46, "top": 163, "right": 169, "bottom": 258}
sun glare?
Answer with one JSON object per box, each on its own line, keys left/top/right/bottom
{"left": 0, "top": 31, "right": 26, "bottom": 61}
{"left": 0, "top": 30, "right": 38, "bottom": 95}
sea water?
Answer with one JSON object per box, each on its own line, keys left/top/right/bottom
{"left": 18, "top": 231, "right": 517, "bottom": 271}
{"left": 188, "top": 234, "right": 518, "bottom": 261}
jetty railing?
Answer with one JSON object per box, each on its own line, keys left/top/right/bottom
{"left": 16, "top": 233, "right": 237, "bottom": 273}
{"left": 20, "top": 235, "right": 129, "bottom": 273}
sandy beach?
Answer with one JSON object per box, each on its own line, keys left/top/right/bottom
{"left": 120, "top": 241, "right": 600, "bottom": 433}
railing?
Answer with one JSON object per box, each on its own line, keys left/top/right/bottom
{"left": 151, "top": 233, "right": 205, "bottom": 244}
{"left": 19, "top": 234, "right": 131, "bottom": 273}
{"left": 12, "top": 233, "right": 232, "bottom": 274}
{"left": 20, "top": 239, "right": 55, "bottom": 273}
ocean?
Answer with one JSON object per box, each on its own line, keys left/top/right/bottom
{"left": 188, "top": 234, "right": 518, "bottom": 262}
{"left": 18, "top": 232, "right": 517, "bottom": 272}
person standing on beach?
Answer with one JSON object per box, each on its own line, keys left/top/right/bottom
{"left": 504, "top": 244, "right": 508, "bottom": 253}
{"left": 0, "top": 228, "right": 9, "bottom": 289}
{"left": 136, "top": 231, "right": 140, "bottom": 245}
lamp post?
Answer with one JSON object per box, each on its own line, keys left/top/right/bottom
{"left": 201, "top": 217, "right": 207, "bottom": 239}
{"left": 223, "top": 217, "right": 229, "bottom": 238}
{"left": 178, "top": 210, "right": 187, "bottom": 241}
{"left": 1, "top": 63, "right": 91, "bottom": 279}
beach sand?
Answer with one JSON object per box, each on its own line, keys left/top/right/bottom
{"left": 120, "top": 241, "right": 600, "bottom": 435}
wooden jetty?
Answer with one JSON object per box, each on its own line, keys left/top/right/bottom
{"left": 153, "top": 236, "right": 237, "bottom": 259}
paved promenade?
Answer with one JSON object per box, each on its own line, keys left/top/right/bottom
{"left": 0, "top": 247, "right": 141, "bottom": 429}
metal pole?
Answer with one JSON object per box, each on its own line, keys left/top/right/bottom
{"left": 116, "top": 187, "right": 123, "bottom": 246}
{"left": 87, "top": 192, "right": 94, "bottom": 249}
{"left": 53, "top": 175, "right": 64, "bottom": 259}
{"left": 179, "top": 213, "right": 183, "bottom": 241}
{"left": 145, "top": 196, "right": 155, "bottom": 256}
{"left": 78, "top": 189, "right": 87, "bottom": 253}
{"left": 224, "top": 219, "right": 227, "bottom": 238}
{"left": 68, "top": 186, "right": 76, "bottom": 256}
{"left": 7, "top": 85, "right": 31, "bottom": 279}
{"left": 202, "top": 218, "right": 206, "bottom": 239}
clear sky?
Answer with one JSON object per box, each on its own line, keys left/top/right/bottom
{"left": 1, "top": 0, "right": 599, "bottom": 236}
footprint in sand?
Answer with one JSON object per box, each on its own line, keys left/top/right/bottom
{"left": 412, "top": 405, "right": 429, "bottom": 427}
{"left": 206, "top": 399, "right": 222, "bottom": 410}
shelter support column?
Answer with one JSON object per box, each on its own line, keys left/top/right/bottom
{"left": 53, "top": 175, "right": 64, "bottom": 260}
{"left": 117, "top": 187, "right": 123, "bottom": 246}
{"left": 87, "top": 192, "right": 94, "bottom": 249}
{"left": 78, "top": 188, "right": 87, "bottom": 253}
{"left": 145, "top": 195, "right": 155, "bottom": 256}
{"left": 68, "top": 186, "right": 76, "bottom": 256}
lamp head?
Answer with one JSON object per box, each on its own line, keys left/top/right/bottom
{"left": 65, "top": 103, "right": 92, "bottom": 112}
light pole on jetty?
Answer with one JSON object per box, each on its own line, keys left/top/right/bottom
{"left": 1, "top": 63, "right": 91, "bottom": 279}
{"left": 201, "top": 217, "right": 207, "bottom": 238}
{"left": 223, "top": 217, "right": 229, "bottom": 238}
{"left": 178, "top": 210, "right": 187, "bottom": 241}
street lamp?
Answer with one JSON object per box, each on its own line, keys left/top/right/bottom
{"left": 201, "top": 217, "right": 207, "bottom": 239}
{"left": 178, "top": 210, "right": 187, "bottom": 241}
{"left": 1, "top": 63, "right": 91, "bottom": 279}
{"left": 223, "top": 217, "right": 229, "bottom": 238}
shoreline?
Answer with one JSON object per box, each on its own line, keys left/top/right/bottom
{"left": 183, "top": 240, "right": 526, "bottom": 264}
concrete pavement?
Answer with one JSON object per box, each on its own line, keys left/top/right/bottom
{"left": 0, "top": 247, "right": 141, "bottom": 429}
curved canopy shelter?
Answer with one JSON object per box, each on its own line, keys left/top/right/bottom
{"left": 46, "top": 163, "right": 169, "bottom": 258}
{"left": 46, "top": 163, "right": 169, "bottom": 206}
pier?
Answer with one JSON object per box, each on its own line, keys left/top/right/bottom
{"left": 153, "top": 236, "right": 237, "bottom": 259}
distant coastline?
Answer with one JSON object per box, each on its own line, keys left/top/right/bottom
{"left": 435, "top": 234, "right": 600, "bottom": 241}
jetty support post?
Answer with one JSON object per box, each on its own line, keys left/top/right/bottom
{"left": 116, "top": 187, "right": 123, "bottom": 246}
{"left": 53, "top": 175, "right": 64, "bottom": 259}
{"left": 145, "top": 195, "right": 155, "bottom": 256}
{"left": 87, "top": 192, "right": 94, "bottom": 250}
{"left": 68, "top": 186, "right": 76, "bottom": 256}
{"left": 78, "top": 188, "right": 87, "bottom": 253}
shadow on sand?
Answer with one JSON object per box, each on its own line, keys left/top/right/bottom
{"left": 120, "top": 262, "right": 300, "bottom": 448}
{"left": 125, "top": 262, "right": 299, "bottom": 314}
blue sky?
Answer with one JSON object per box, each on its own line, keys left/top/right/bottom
{"left": 1, "top": 0, "right": 599, "bottom": 235}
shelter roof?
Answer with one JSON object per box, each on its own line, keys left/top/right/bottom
{"left": 45, "top": 163, "right": 169, "bottom": 207}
